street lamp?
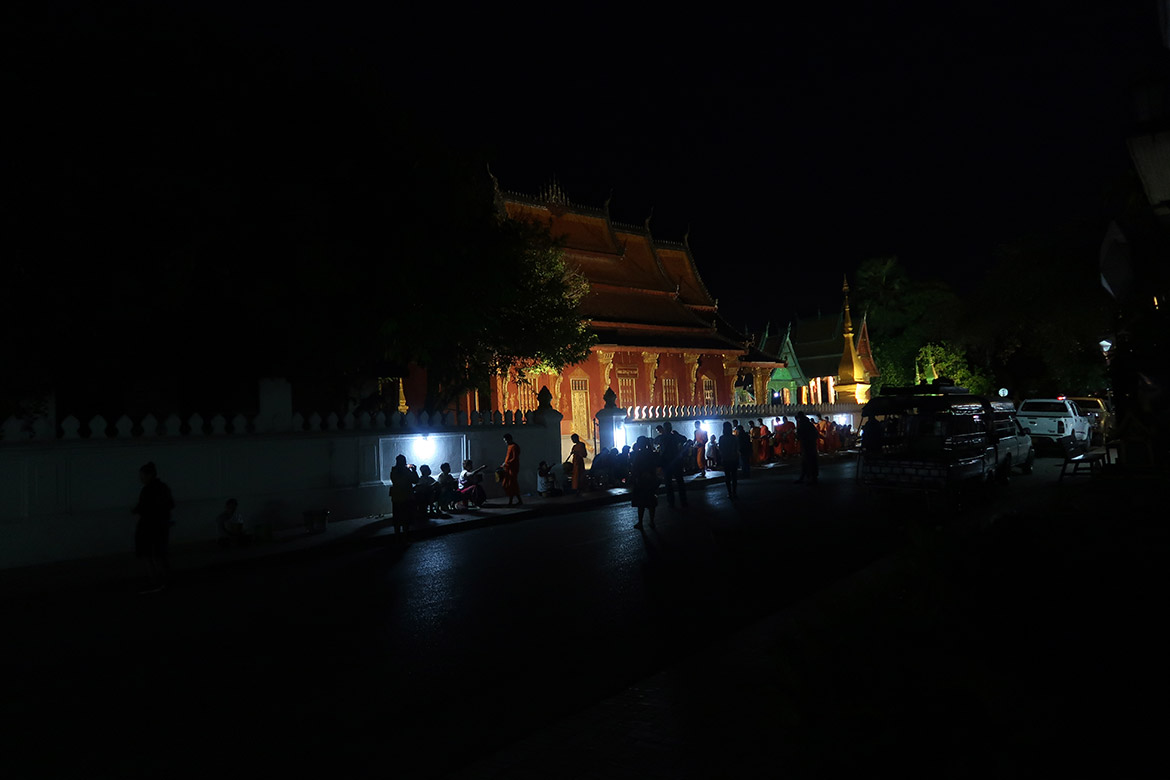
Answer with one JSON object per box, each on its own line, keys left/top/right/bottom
{"left": 1099, "top": 338, "right": 1115, "bottom": 409}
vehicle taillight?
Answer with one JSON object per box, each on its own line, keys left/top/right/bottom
{"left": 1058, "top": 421, "right": 1065, "bottom": 434}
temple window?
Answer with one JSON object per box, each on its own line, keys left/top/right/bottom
{"left": 702, "top": 377, "right": 715, "bottom": 405}
{"left": 517, "top": 381, "right": 538, "bottom": 413}
{"left": 618, "top": 369, "right": 637, "bottom": 408}
{"left": 570, "top": 378, "right": 591, "bottom": 438}
{"left": 662, "top": 377, "right": 678, "bottom": 406}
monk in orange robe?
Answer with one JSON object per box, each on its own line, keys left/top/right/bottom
{"left": 776, "top": 417, "right": 796, "bottom": 458}
{"left": 569, "top": 433, "right": 588, "bottom": 492}
{"left": 501, "top": 433, "right": 522, "bottom": 505}
{"left": 756, "top": 420, "right": 772, "bottom": 463}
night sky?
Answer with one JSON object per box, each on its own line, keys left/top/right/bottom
{"left": 9, "top": 2, "right": 1168, "bottom": 336}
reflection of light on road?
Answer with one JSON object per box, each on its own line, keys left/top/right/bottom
{"left": 400, "top": 540, "right": 457, "bottom": 638}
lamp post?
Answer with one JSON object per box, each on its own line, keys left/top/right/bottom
{"left": 1099, "top": 337, "right": 1114, "bottom": 408}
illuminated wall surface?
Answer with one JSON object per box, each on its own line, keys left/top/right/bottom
{"left": 378, "top": 434, "right": 467, "bottom": 482}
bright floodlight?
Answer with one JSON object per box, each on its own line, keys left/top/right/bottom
{"left": 412, "top": 435, "right": 436, "bottom": 462}
{"left": 1099, "top": 339, "right": 1113, "bottom": 354}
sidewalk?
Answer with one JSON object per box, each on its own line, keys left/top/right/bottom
{"left": 0, "top": 456, "right": 823, "bottom": 596}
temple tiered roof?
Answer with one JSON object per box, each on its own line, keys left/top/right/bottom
{"left": 498, "top": 183, "right": 744, "bottom": 353}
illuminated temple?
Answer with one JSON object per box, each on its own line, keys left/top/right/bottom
{"left": 761, "top": 278, "right": 880, "bottom": 405}
{"left": 489, "top": 181, "right": 785, "bottom": 450}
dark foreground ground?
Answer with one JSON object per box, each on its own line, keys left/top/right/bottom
{"left": 450, "top": 468, "right": 1168, "bottom": 779}
{"left": 3, "top": 458, "right": 1166, "bottom": 778}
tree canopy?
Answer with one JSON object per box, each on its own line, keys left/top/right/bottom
{"left": 852, "top": 246, "right": 1110, "bottom": 401}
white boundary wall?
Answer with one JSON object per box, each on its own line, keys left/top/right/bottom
{"left": 0, "top": 406, "right": 561, "bottom": 570}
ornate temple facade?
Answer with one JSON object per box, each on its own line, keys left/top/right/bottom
{"left": 762, "top": 278, "right": 880, "bottom": 405}
{"left": 490, "top": 182, "right": 784, "bottom": 454}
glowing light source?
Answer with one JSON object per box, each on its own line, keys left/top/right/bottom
{"left": 613, "top": 422, "right": 627, "bottom": 450}
{"left": 412, "top": 435, "right": 436, "bottom": 462}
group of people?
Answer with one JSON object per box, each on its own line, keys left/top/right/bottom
{"left": 387, "top": 433, "right": 525, "bottom": 537}
{"left": 567, "top": 414, "right": 852, "bottom": 497}
{"left": 705, "top": 415, "right": 855, "bottom": 467}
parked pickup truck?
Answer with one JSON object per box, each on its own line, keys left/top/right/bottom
{"left": 1068, "top": 396, "right": 1114, "bottom": 444}
{"left": 1017, "top": 398, "right": 1091, "bottom": 449}
{"left": 859, "top": 380, "right": 1032, "bottom": 491}
{"left": 990, "top": 401, "right": 1035, "bottom": 479}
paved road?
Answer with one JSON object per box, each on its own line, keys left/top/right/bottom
{"left": 4, "top": 456, "right": 1164, "bottom": 778}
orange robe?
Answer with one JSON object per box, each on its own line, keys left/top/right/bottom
{"left": 502, "top": 442, "right": 521, "bottom": 497}
{"left": 570, "top": 441, "right": 587, "bottom": 490}
{"left": 777, "top": 422, "right": 796, "bottom": 457}
{"left": 756, "top": 425, "right": 771, "bottom": 463}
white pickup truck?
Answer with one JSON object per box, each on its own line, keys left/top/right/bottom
{"left": 1017, "top": 398, "right": 1091, "bottom": 448}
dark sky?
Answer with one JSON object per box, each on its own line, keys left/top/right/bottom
{"left": 11, "top": 1, "right": 1168, "bottom": 336}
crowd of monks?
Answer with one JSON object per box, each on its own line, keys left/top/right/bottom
{"left": 740, "top": 415, "right": 855, "bottom": 465}
{"left": 575, "top": 415, "right": 858, "bottom": 491}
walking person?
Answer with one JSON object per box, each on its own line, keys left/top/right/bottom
{"left": 132, "top": 461, "right": 175, "bottom": 593}
{"left": 629, "top": 436, "right": 659, "bottom": 529}
{"left": 795, "top": 413, "right": 824, "bottom": 484}
{"left": 389, "top": 454, "right": 418, "bottom": 536}
{"left": 654, "top": 421, "right": 688, "bottom": 508}
{"left": 718, "top": 421, "right": 740, "bottom": 498}
{"left": 501, "top": 433, "right": 522, "bottom": 505}
{"left": 568, "top": 432, "right": 588, "bottom": 494}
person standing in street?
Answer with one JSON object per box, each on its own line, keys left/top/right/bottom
{"left": 132, "top": 461, "right": 175, "bottom": 593}
{"left": 795, "top": 413, "right": 824, "bottom": 484}
{"left": 501, "top": 433, "right": 522, "bottom": 505}
{"left": 736, "top": 423, "right": 752, "bottom": 478}
{"left": 654, "top": 421, "right": 688, "bottom": 508}
{"left": 718, "top": 421, "right": 740, "bottom": 498}
{"left": 629, "top": 436, "right": 659, "bottom": 529}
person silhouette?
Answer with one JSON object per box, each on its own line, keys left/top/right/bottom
{"left": 389, "top": 454, "right": 418, "bottom": 535}
{"left": 654, "top": 421, "right": 688, "bottom": 508}
{"left": 795, "top": 413, "right": 824, "bottom": 484}
{"left": 718, "top": 421, "right": 740, "bottom": 498}
{"left": 501, "top": 433, "right": 522, "bottom": 505}
{"left": 132, "top": 461, "right": 175, "bottom": 593}
{"left": 629, "top": 436, "right": 659, "bottom": 529}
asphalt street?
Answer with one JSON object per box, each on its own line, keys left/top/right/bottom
{"left": 3, "top": 455, "right": 1165, "bottom": 778}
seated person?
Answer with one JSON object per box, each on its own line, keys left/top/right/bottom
{"left": 590, "top": 449, "right": 612, "bottom": 487}
{"left": 414, "top": 464, "right": 438, "bottom": 516}
{"left": 606, "top": 448, "right": 627, "bottom": 486}
{"left": 536, "top": 461, "right": 563, "bottom": 497}
{"left": 456, "top": 459, "right": 487, "bottom": 509}
{"left": 216, "top": 498, "right": 249, "bottom": 547}
{"left": 435, "top": 462, "right": 458, "bottom": 511}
